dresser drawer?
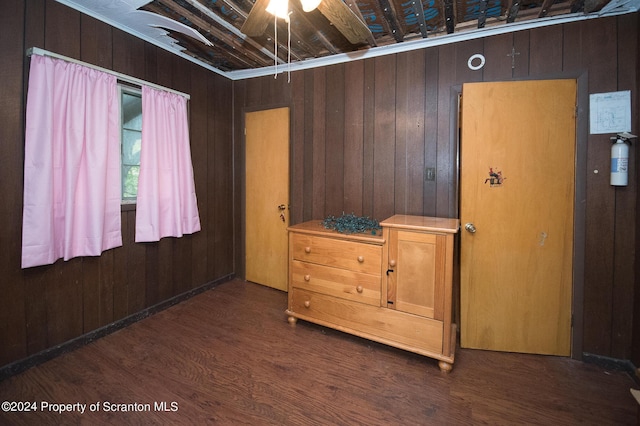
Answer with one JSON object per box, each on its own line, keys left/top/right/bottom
{"left": 290, "top": 260, "right": 381, "bottom": 306}
{"left": 290, "top": 233, "right": 382, "bottom": 275}
{"left": 289, "top": 288, "right": 444, "bottom": 355}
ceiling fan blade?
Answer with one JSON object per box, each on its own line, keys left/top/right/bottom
{"left": 316, "top": 0, "right": 372, "bottom": 44}
{"left": 241, "top": 0, "right": 274, "bottom": 36}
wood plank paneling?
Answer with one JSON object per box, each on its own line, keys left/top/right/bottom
{"left": 25, "top": 0, "right": 45, "bottom": 49}
{"left": 23, "top": 270, "right": 47, "bottom": 356}
{"left": 80, "top": 14, "right": 112, "bottom": 69}
{"left": 373, "top": 54, "right": 397, "bottom": 221}
{"left": 395, "top": 52, "right": 410, "bottom": 215}
{"left": 611, "top": 13, "right": 638, "bottom": 358}
{"left": 209, "top": 77, "right": 223, "bottom": 282}
{"left": 47, "top": 260, "right": 84, "bottom": 346}
{"left": 325, "top": 64, "right": 346, "bottom": 216}
{"left": 423, "top": 47, "right": 439, "bottom": 217}
{"left": 567, "top": 18, "right": 618, "bottom": 356}
{"left": 113, "top": 29, "right": 146, "bottom": 80}
{"left": 211, "top": 76, "right": 234, "bottom": 278}
{"left": 112, "top": 213, "right": 129, "bottom": 320}
{"left": 81, "top": 257, "right": 103, "bottom": 333}
{"left": 482, "top": 33, "right": 513, "bottom": 81}
{"left": 435, "top": 43, "right": 456, "bottom": 217}
{"left": 157, "top": 238, "right": 175, "bottom": 302}
{"left": 362, "top": 60, "right": 376, "bottom": 218}
{"left": 512, "top": 31, "right": 531, "bottom": 79}
{"left": 302, "top": 69, "right": 315, "bottom": 222}
{"left": 312, "top": 67, "right": 327, "bottom": 219}
{"left": 291, "top": 70, "right": 306, "bottom": 225}
{"left": 0, "top": 0, "right": 27, "bottom": 366}
{"left": 44, "top": 0, "right": 80, "bottom": 58}
{"left": 395, "top": 49, "right": 426, "bottom": 216}
{"left": 245, "top": 77, "right": 263, "bottom": 106}
{"left": 344, "top": 60, "right": 365, "bottom": 216}
{"left": 442, "top": 39, "right": 483, "bottom": 217}
{"left": 529, "top": 25, "right": 562, "bottom": 75}
{"left": 19, "top": 0, "right": 50, "bottom": 350}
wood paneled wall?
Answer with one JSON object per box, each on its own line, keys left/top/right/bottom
{"left": 0, "top": 0, "right": 234, "bottom": 368}
{"left": 234, "top": 14, "right": 640, "bottom": 364}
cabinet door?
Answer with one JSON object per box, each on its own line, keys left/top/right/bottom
{"left": 386, "top": 229, "right": 445, "bottom": 320}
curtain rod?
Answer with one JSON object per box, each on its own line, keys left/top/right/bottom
{"left": 26, "top": 47, "right": 190, "bottom": 100}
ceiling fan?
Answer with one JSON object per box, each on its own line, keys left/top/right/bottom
{"left": 240, "top": 0, "right": 372, "bottom": 45}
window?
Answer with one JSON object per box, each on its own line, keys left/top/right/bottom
{"left": 120, "top": 86, "right": 142, "bottom": 203}
{"left": 23, "top": 51, "right": 201, "bottom": 268}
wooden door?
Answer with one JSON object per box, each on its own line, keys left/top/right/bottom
{"left": 245, "top": 107, "right": 290, "bottom": 291}
{"left": 460, "top": 80, "right": 576, "bottom": 356}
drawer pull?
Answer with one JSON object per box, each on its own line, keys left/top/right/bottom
{"left": 357, "top": 256, "right": 364, "bottom": 263}
{"left": 304, "top": 274, "right": 311, "bottom": 282}
{"left": 304, "top": 300, "right": 311, "bottom": 308}
{"left": 389, "top": 259, "right": 396, "bottom": 267}
{"left": 304, "top": 247, "right": 311, "bottom": 254}
{"left": 356, "top": 285, "right": 363, "bottom": 293}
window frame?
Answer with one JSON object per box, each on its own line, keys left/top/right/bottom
{"left": 119, "top": 84, "right": 142, "bottom": 207}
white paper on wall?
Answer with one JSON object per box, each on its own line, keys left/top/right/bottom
{"left": 589, "top": 90, "right": 632, "bottom": 134}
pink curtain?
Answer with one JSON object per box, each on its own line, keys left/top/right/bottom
{"left": 135, "top": 85, "right": 201, "bottom": 242}
{"left": 22, "top": 55, "right": 122, "bottom": 268}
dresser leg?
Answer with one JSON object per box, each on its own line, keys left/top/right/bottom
{"left": 287, "top": 315, "right": 297, "bottom": 325}
{"left": 438, "top": 361, "right": 453, "bottom": 373}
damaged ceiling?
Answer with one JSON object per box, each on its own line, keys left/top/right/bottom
{"left": 56, "top": 0, "right": 638, "bottom": 79}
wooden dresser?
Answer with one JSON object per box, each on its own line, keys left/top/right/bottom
{"left": 286, "top": 215, "right": 459, "bottom": 372}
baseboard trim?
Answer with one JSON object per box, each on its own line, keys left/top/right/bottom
{"left": 583, "top": 352, "right": 640, "bottom": 385}
{"left": 0, "top": 274, "right": 235, "bottom": 382}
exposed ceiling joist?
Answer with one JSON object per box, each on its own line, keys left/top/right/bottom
{"left": 412, "top": 0, "right": 430, "bottom": 38}
{"left": 54, "top": 0, "right": 639, "bottom": 80}
{"left": 381, "top": 0, "right": 405, "bottom": 42}
{"left": 316, "top": 0, "right": 373, "bottom": 44}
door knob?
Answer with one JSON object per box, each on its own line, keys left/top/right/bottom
{"left": 465, "top": 223, "right": 477, "bottom": 233}
{"left": 277, "top": 204, "right": 286, "bottom": 211}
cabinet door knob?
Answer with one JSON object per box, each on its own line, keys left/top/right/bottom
{"left": 356, "top": 285, "right": 363, "bottom": 293}
{"left": 357, "top": 256, "right": 364, "bottom": 263}
{"left": 304, "top": 300, "right": 311, "bottom": 308}
{"left": 389, "top": 259, "right": 396, "bottom": 267}
{"left": 304, "top": 246, "right": 311, "bottom": 253}
{"left": 304, "top": 274, "right": 311, "bottom": 282}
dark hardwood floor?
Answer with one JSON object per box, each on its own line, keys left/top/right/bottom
{"left": 0, "top": 279, "right": 637, "bottom": 425}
